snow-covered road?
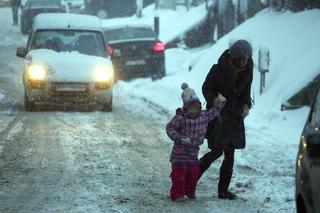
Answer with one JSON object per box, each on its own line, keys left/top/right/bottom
{"left": 0, "top": 7, "right": 262, "bottom": 213}
{"left": 0, "top": 7, "right": 309, "bottom": 213}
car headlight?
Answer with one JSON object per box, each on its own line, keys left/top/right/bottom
{"left": 94, "top": 66, "right": 113, "bottom": 82}
{"left": 27, "top": 64, "right": 47, "bottom": 81}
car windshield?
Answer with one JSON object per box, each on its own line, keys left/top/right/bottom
{"left": 33, "top": 30, "right": 107, "bottom": 57}
{"left": 104, "top": 27, "right": 156, "bottom": 42}
{"left": 28, "top": 0, "right": 61, "bottom": 7}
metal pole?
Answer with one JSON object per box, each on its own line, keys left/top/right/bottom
{"left": 155, "top": 0, "right": 160, "bottom": 10}
{"left": 136, "top": 0, "right": 143, "bottom": 18}
{"left": 259, "top": 50, "right": 262, "bottom": 94}
{"left": 185, "top": 0, "right": 190, "bottom": 11}
{"left": 258, "top": 48, "right": 270, "bottom": 94}
{"left": 154, "top": 15, "right": 160, "bottom": 36}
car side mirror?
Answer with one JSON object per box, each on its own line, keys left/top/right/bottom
{"left": 16, "top": 47, "right": 26, "bottom": 58}
{"left": 306, "top": 133, "right": 320, "bottom": 158}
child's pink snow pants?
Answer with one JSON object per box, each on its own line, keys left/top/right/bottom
{"left": 170, "top": 164, "right": 200, "bottom": 201}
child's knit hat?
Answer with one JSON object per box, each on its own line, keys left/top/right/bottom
{"left": 181, "top": 83, "right": 200, "bottom": 108}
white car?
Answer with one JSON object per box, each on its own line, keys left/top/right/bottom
{"left": 16, "top": 13, "right": 114, "bottom": 111}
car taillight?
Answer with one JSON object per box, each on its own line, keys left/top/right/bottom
{"left": 152, "top": 41, "right": 165, "bottom": 52}
{"left": 108, "top": 45, "right": 113, "bottom": 56}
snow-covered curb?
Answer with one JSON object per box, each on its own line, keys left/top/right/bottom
{"left": 102, "top": 4, "right": 207, "bottom": 44}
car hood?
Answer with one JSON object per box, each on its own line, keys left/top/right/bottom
{"left": 25, "top": 49, "right": 113, "bottom": 82}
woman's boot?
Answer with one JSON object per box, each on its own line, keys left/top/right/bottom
{"left": 218, "top": 169, "right": 237, "bottom": 200}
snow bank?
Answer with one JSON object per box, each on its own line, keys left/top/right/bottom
{"left": 191, "top": 9, "right": 320, "bottom": 115}
{"left": 119, "top": 9, "right": 320, "bottom": 118}
{"left": 102, "top": 4, "right": 207, "bottom": 43}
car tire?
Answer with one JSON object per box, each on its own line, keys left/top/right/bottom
{"left": 296, "top": 196, "right": 307, "bottom": 213}
{"left": 101, "top": 96, "right": 112, "bottom": 112}
{"left": 20, "top": 17, "right": 29, "bottom": 35}
{"left": 151, "top": 65, "right": 166, "bottom": 81}
{"left": 97, "top": 9, "right": 108, "bottom": 19}
{"left": 102, "top": 102, "right": 112, "bottom": 112}
{"left": 24, "top": 95, "right": 35, "bottom": 111}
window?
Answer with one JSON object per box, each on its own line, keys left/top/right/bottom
{"left": 104, "top": 27, "right": 156, "bottom": 42}
{"left": 33, "top": 30, "right": 107, "bottom": 57}
{"left": 29, "top": 0, "right": 61, "bottom": 7}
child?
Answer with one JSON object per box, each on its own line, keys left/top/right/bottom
{"left": 166, "top": 83, "right": 226, "bottom": 201}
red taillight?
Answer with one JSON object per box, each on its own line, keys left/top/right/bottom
{"left": 153, "top": 41, "right": 165, "bottom": 52}
{"left": 108, "top": 45, "right": 113, "bottom": 56}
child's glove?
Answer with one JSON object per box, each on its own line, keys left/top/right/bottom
{"left": 180, "top": 137, "right": 191, "bottom": 144}
{"left": 213, "top": 93, "right": 226, "bottom": 108}
{"left": 241, "top": 104, "right": 249, "bottom": 118}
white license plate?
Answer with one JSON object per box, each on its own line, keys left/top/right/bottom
{"left": 55, "top": 84, "right": 86, "bottom": 92}
{"left": 125, "top": 60, "right": 146, "bottom": 66}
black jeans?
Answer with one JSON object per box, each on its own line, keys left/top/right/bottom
{"left": 199, "top": 142, "right": 235, "bottom": 176}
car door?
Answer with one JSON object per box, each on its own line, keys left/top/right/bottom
{"left": 308, "top": 90, "right": 320, "bottom": 212}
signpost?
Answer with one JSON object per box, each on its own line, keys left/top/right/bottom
{"left": 258, "top": 47, "right": 270, "bottom": 94}
{"left": 154, "top": 12, "right": 160, "bottom": 36}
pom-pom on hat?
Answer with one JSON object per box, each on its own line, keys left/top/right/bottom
{"left": 181, "top": 83, "right": 200, "bottom": 107}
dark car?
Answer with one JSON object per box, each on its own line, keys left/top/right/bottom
{"left": 104, "top": 25, "right": 166, "bottom": 80}
{"left": 81, "top": 0, "right": 136, "bottom": 19}
{"left": 296, "top": 87, "right": 320, "bottom": 213}
{"left": 20, "top": 0, "right": 66, "bottom": 34}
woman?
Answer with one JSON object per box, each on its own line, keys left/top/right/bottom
{"left": 200, "top": 39, "right": 253, "bottom": 200}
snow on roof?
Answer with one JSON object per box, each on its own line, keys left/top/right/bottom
{"left": 33, "top": 13, "right": 103, "bottom": 30}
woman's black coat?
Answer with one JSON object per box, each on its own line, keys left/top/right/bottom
{"left": 202, "top": 50, "right": 253, "bottom": 149}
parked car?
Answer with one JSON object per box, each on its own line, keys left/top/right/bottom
{"left": 104, "top": 25, "right": 166, "bottom": 80}
{"left": 16, "top": 13, "right": 115, "bottom": 111}
{"left": 81, "top": 0, "right": 136, "bottom": 19}
{"left": 296, "top": 87, "right": 320, "bottom": 213}
{"left": 20, "top": 0, "right": 66, "bottom": 34}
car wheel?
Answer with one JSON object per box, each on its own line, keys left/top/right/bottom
{"left": 24, "top": 96, "right": 35, "bottom": 111}
{"left": 296, "top": 196, "right": 307, "bottom": 213}
{"left": 151, "top": 65, "right": 166, "bottom": 81}
{"left": 97, "top": 9, "right": 108, "bottom": 19}
{"left": 20, "top": 17, "right": 28, "bottom": 35}
{"left": 101, "top": 95, "right": 113, "bottom": 112}
{"left": 101, "top": 102, "right": 112, "bottom": 112}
